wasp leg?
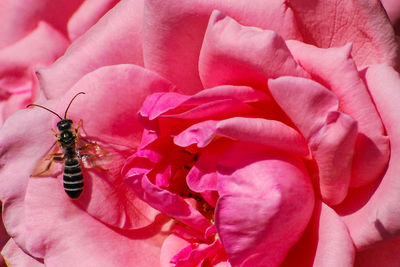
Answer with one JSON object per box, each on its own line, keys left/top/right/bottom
{"left": 75, "top": 119, "right": 83, "bottom": 134}
{"left": 32, "top": 153, "right": 64, "bottom": 177}
{"left": 52, "top": 128, "right": 59, "bottom": 138}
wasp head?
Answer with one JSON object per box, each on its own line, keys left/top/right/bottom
{"left": 57, "top": 119, "right": 73, "bottom": 131}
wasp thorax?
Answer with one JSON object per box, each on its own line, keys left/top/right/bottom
{"left": 60, "top": 131, "right": 75, "bottom": 144}
{"left": 57, "top": 119, "right": 73, "bottom": 131}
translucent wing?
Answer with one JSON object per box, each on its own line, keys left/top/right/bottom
{"left": 31, "top": 141, "right": 64, "bottom": 177}
{"left": 76, "top": 135, "right": 114, "bottom": 171}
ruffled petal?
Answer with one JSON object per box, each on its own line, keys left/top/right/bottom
{"left": 143, "top": 0, "right": 302, "bottom": 94}
{"left": 381, "top": 0, "right": 400, "bottom": 34}
{"left": 0, "top": 0, "right": 81, "bottom": 48}
{"left": 67, "top": 0, "right": 120, "bottom": 40}
{"left": 123, "top": 172, "right": 211, "bottom": 233}
{"left": 282, "top": 202, "right": 355, "bottom": 267}
{"left": 2, "top": 239, "right": 44, "bottom": 267}
{"left": 199, "top": 11, "right": 308, "bottom": 90}
{"left": 288, "top": 0, "right": 399, "bottom": 68}
{"left": 0, "top": 65, "right": 173, "bottom": 235}
{"left": 13, "top": 178, "right": 168, "bottom": 266}
{"left": 354, "top": 237, "right": 400, "bottom": 267}
{"left": 269, "top": 77, "right": 357, "bottom": 205}
{"left": 37, "top": 0, "right": 146, "bottom": 98}
{"left": 287, "top": 40, "right": 390, "bottom": 187}
{"left": 215, "top": 142, "right": 314, "bottom": 266}
{"left": 335, "top": 64, "right": 400, "bottom": 249}
{"left": 0, "top": 21, "right": 69, "bottom": 103}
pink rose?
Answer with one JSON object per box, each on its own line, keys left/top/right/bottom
{"left": 0, "top": 0, "right": 399, "bottom": 266}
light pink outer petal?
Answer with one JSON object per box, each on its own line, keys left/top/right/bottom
{"left": 381, "top": 0, "right": 400, "bottom": 34}
{"left": 199, "top": 11, "right": 308, "bottom": 90}
{"left": 2, "top": 239, "right": 44, "bottom": 267}
{"left": 0, "top": 65, "right": 172, "bottom": 233}
{"left": 0, "top": 21, "right": 69, "bottom": 99}
{"left": 216, "top": 143, "right": 314, "bottom": 266}
{"left": 0, "top": 91, "right": 31, "bottom": 125}
{"left": 287, "top": 40, "right": 390, "bottom": 187}
{"left": 281, "top": 202, "right": 355, "bottom": 267}
{"left": 0, "top": 0, "right": 81, "bottom": 48}
{"left": 335, "top": 64, "right": 400, "bottom": 249}
{"left": 67, "top": 0, "right": 120, "bottom": 41}
{"left": 56, "top": 65, "right": 173, "bottom": 228}
{"left": 289, "top": 0, "right": 399, "bottom": 68}
{"left": 17, "top": 178, "right": 167, "bottom": 266}
{"left": 143, "top": 0, "right": 302, "bottom": 94}
{"left": 354, "top": 236, "right": 400, "bottom": 267}
{"left": 269, "top": 77, "right": 357, "bottom": 205}
{"left": 37, "top": 0, "right": 145, "bottom": 99}
{"left": 66, "top": 64, "right": 175, "bottom": 148}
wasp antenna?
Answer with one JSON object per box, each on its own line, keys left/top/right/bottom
{"left": 64, "top": 92, "right": 85, "bottom": 119}
{"left": 26, "top": 104, "right": 63, "bottom": 120}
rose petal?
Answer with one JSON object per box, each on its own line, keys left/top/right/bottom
{"left": 286, "top": 40, "right": 390, "bottom": 187}
{"left": 143, "top": 0, "right": 302, "bottom": 94}
{"left": 7, "top": 177, "right": 168, "bottom": 266}
{"left": 215, "top": 142, "right": 314, "bottom": 266}
{"left": 199, "top": 11, "right": 308, "bottom": 90}
{"left": 381, "top": 0, "right": 400, "bottom": 34}
{"left": 37, "top": 0, "right": 146, "bottom": 98}
{"left": 281, "top": 202, "right": 355, "bottom": 267}
{"left": 0, "top": 0, "right": 81, "bottom": 48}
{"left": 0, "top": 21, "right": 69, "bottom": 96}
{"left": 0, "top": 91, "right": 32, "bottom": 125}
{"left": 288, "top": 0, "right": 399, "bottom": 68}
{"left": 67, "top": 0, "right": 120, "bottom": 41}
{"left": 170, "top": 239, "right": 227, "bottom": 266}
{"left": 269, "top": 77, "right": 357, "bottom": 205}
{"left": 125, "top": 172, "right": 212, "bottom": 234}
{"left": 174, "top": 120, "right": 218, "bottom": 148}
{"left": 64, "top": 64, "right": 174, "bottom": 147}
{"left": 140, "top": 85, "right": 273, "bottom": 136}
{"left": 139, "top": 92, "right": 189, "bottom": 122}
{"left": 354, "top": 236, "right": 400, "bottom": 267}
{"left": 335, "top": 64, "right": 400, "bottom": 249}
{"left": 186, "top": 139, "right": 233, "bottom": 192}
{"left": 185, "top": 85, "right": 271, "bottom": 105}
{"left": 269, "top": 77, "right": 338, "bottom": 140}
{"left": 158, "top": 100, "right": 261, "bottom": 138}
{"left": 2, "top": 239, "right": 44, "bottom": 267}
{"left": 0, "top": 65, "right": 172, "bottom": 234}
{"left": 160, "top": 235, "right": 190, "bottom": 267}
{"left": 216, "top": 117, "right": 309, "bottom": 156}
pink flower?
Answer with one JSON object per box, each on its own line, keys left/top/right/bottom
{"left": 1, "top": 0, "right": 400, "bottom": 266}
{"left": 122, "top": 1, "right": 399, "bottom": 267}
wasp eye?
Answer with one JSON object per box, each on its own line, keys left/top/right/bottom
{"left": 57, "top": 119, "right": 73, "bottom": 131}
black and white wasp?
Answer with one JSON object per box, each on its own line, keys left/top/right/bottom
{"left": 27, "top": 92, "right": 107, "bottom": 199}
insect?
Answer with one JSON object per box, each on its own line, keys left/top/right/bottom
{"left": 27, "top": 92, "right": 101, "bottom": 199}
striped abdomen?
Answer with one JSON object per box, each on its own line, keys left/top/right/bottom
{"left": 63, "top": 157, "right": 84, "bottom": 199}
